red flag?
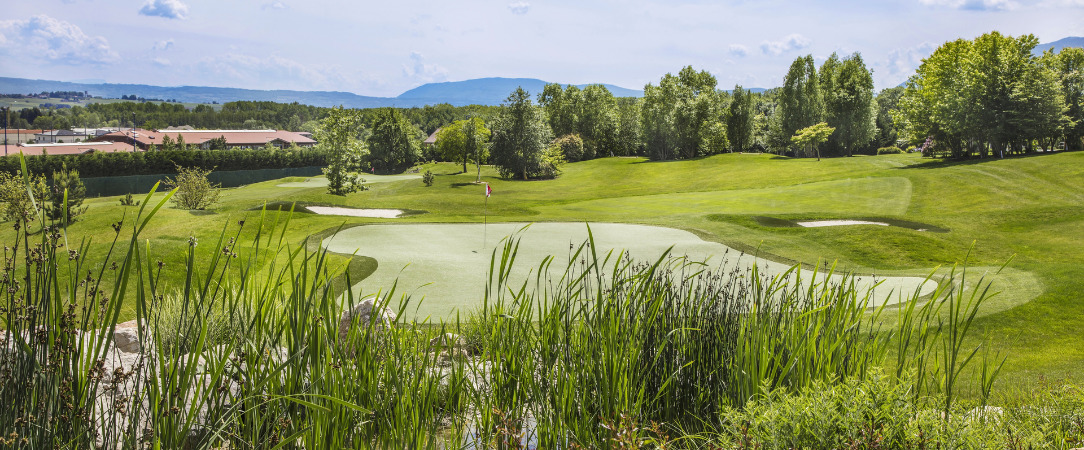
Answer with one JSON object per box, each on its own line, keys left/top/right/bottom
{"left": 485, "top": 184, "right": 492, "bottom": 198}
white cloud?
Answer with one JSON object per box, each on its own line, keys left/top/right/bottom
{"left": 152, "top": 38, "right": 174, "bottom": 51}
{"left": 402, "top": 51, "right": 449, "bottom": 84}
{"left": 873, "top": 42, "right": 936, "bottom": 89}
{"left": 760, "top": 34, "right": 811, "bottom": 56}
{"left": 139, "top": 0, "right": 189, "bottom": 20}
{"left": 0, "top": 15, "right": 120, "bottom": 64}
{"left": 262, "top": 1, "right": 287, "bottom": 10}
{"left": 728, "top": 44, "right": 749, "bottom": 57}
{"left": 153, "top": 57, "right": 171, "bottom": 66}
{"left": 919, "top": 0, "right": 1018, "bottom": 10}
{"left": 508, "top": 1, "right": 531, "bottom": 15}
{"left": 197, "top": 52, "right": 348, "bottom": 90}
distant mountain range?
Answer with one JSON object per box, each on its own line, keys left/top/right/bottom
{"left": 0, "top": 76, "right": 644, "bottom": 109}
{"left": 1032, "top": 36, "right": 1084, "bottom": 55}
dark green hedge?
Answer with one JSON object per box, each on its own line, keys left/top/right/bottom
{"left": 1, "top": 148, "right": 329, "bottom": 177}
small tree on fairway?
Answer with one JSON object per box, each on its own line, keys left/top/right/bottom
{"left": 436, "top": 117, "right": 491, "bottom": 173}
{"left": 791, "top": 122, "right": 835, "bottom": 160}
{"left": 47, "top": 162, "right": 87, "bottom": 225}
{"left": 167, "top": 165, "right": 221, "bottom": 210}
{"left": 316, "top": 106, "right": 367, "bottom": 195}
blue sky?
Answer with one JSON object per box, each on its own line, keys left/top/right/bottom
{"left": 0, "top": 0, "right": 1081, "bottom": 97}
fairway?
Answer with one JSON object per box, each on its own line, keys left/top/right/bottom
{"left": 322, "top": 222, "right": 937, "bottom": 320}
{"left": 536, "top": 177, "right": 912, "bottom": 218}
{"left": 276, "top": 174, "right": 420, "bottom": 187}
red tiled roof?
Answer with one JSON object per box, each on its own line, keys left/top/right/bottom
{"left": 94, "top": 129, "right": 316, "bottom": 148}
{"left": 11, "top": 141, "right": 138, "bottom": 156}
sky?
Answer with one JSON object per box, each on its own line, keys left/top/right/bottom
{"left": 0, "top": 0, "right": 1082, "bottom": 98}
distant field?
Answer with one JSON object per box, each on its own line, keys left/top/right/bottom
{"left": 0, "top": 97, "right": 221, "bottom": 111}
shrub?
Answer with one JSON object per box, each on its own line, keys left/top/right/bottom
{"left": 0, "top": 170, "right": 47, "bottom": 223}
{"left": 554, "top": 134, "right": 585, "bottom": 162}
{"left": 47, "top": 162, "right": 87, "bottom": 225}
{"left": 877, "top": 146, "right": 903, "bottom": 155}
{"left": 119, "top": 192, "right": 140, "bottom": 206}
{"left": 537, "top": 142, "right": 567, "bottom": 179}
{"left": 166, "top": 165, "right": 221, "bottom": 210}
{"left": 422, "top": 170, "right": 434, "bottom": 187}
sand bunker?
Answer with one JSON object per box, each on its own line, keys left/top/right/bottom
{"left": 306, "top": 206, "right": 404, "bottom": 218}
{"left": 323, "top": 222, "right": 937, "bottom": 319}
{"left": 798, "top": 220, "right": 891, "bottom": 228}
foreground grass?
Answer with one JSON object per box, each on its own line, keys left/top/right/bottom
{"left": 4, "top": 197, "right": 1083, "bottom": 448}
{"left": 3, "top": 151, "right": 1083, "bottom": 392}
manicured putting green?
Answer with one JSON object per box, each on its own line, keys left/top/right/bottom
{"left": 322, "top": 222, "right": 937, "bottom": 320}
{"left": 276, "top": 174, "right": 421, "bottom": 188}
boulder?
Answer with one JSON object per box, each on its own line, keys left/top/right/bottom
{"left": 428, "top": 333, "right": 469, "bottom": 366}
{"left": 338, "top": 298, "right": 397, "bottom": 345}
{"left": 113, "top": 320, "right": 145, "bottom": 353}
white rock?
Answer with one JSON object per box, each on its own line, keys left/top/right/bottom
{"left": 338, "top": 298, "right": 397, "bottom": 345}
{"left": 113, "top": 319, "right": 145, "bottom": 353}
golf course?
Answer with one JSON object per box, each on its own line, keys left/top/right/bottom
{"left": 14, "top": 150, "right": 1077, "bottom": 387}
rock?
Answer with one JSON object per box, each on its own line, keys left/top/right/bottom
{"left": 113, "top": 320, "right": 145, "bottom": 353}
{"left": 338, "top": 298, "right": 397, "bottom": 346}
{"left": 429, "top": 333, "right": 469, "bottom": 366}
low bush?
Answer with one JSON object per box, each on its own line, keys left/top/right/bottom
{"left": 166, "top": 165, "right": 221, "bottom": 210}
{"left": 877, "top": 146, "right": 903, "bottom": 155}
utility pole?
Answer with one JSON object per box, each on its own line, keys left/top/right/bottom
{"left": 3, "top": 106, "right": 8, "bottom": 157}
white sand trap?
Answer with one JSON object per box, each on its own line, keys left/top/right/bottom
{"left": 798, "top": 220, "right": 890, "bottom": 227}
{"left": 323, "top": 223, "right": 937, "bottom": 319}
{"left": 307, "top": 206, "right": 404, "bottom": 218}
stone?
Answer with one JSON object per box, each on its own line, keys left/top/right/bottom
{"left": 429, "top": 333, "right": 469, "bottom": 366}
{"left": 113, "top": 319, "right": 145, "bottom": 353}
{"left": 338, "top": 298, "right": 397, "bottom": 345}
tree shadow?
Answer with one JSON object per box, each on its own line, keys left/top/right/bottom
{"left": 898, "top": 150, "right": 1069, "bottom": 170}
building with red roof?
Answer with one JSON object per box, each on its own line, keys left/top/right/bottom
{"left": 93, "top": 129, "right": 317, "bottom": 151}
{"left": 9, "top": 141, "right": 140, "bottom": 157}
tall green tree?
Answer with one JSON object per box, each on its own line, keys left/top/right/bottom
{"left": 489, "top": 87, "right": 555, "bottom": 180}
{"left": 315, "top": 106, "right": 367, "bottom": 195}
{"left": 615, "top": 98, "right": 642, "bottom": 156}
{"left": 822, "top": 53, "right": 876, "bottom": 156}
{"left": 367, "top": 108, "right": 421, "bottom": 172}
{"left": 727, "top": 85, "right": 755, "bottom": 152}
{"left": 641, "top": 66, "right": 723, "bottom": 160}
{"left": 899, "top": 32, "right": 1068, "bottom": 158}
{"left": 777, "top": 55, "right": 823, "bottom": 153}
{"left": 1040, "top": 47, "right": 1084, "bottom": 151}
{"left": 874, "top": 86, "right": 905, "bottom": 149}
{"left": 537, "top": 83, "right": 619, "bottom": 158}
